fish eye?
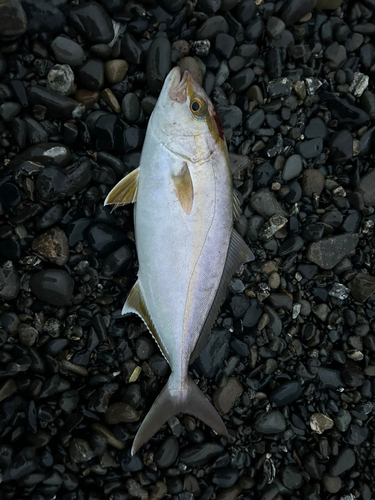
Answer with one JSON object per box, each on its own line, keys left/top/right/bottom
{"left": 190, "top": 97, "right": 206, "bottom": 118}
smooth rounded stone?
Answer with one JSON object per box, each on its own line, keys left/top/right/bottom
{"left": 28, "top": 86, "right": 86, "bottom": 120}
{"left": 51, "top": 36, "right": 85, "bottom": 66}
{"left": 78, "top": 59, "right": 104, "bottom": 90}
{"left": 0, "top": 102, "right": 21, "bottom": 122}
{"left": 267, "top": 293, "right": 292, "bottom": 310}
{"left": 123, "top": 126, "right": 144, "bottom": 152}
{"left": 213, "top": 377, "right": 243, "bottom": 415}
{"left": 30, "top": 269, "right": 74, "bottom": 306}
{"left": 282, "top": 154, "right": 302, "bottom": 181}
{"left": 329, "top": 448, "right": 355, "bottom": 476}
{"left": 21, "top": 0, "right": 65, "bottom": 35}
{"left": 281, "top": 0, "right": 316, "bottom": 26}
{"left": 105, "top": 402, "right": 139, "bottom": 424}
{"left": 69, "top": 438, "right": 95, "bottom": 463}
{"left": 322, "top": 473, "right": 341, "bottom": 494}
{"left": 304, "top": 117, "right": 327, "bottom": 139}
{"left": 0, "top": 378, "right": 18, "bottom": 403}
{"left": 193, "top": 328, "right": 230, "bottom": 378}
{"left": 215, "top": 33, "right": 235, "bottom": 59}
{"left": 279, "top": 236, "right": 304, "bottom": 256}
{"left": 349, "top": 273, "right": 375, "bottom": 303}
{"left": 320, "top": 91, "right": 370, "bottom": 129}
{"left": 245, "top": 17, "right": 264, "bottom": 41}
{"left": 102, "top": 244, "right": 132, "bottom": 277}
{"left": 212, "top": 467, "right": 238, "bottom": 489}
{"left": 0, "top": 0, "right": 27, "bottom": 37}
{"left": 179, "top": 442, "right": 224, "bottom": 467}
{"left": 269, "top": 381, "right": 302, "bottom": 407}
{"left": 24, "top": 115, "right": 48, "bottom": 143}
{"left": 101, "top": 88, "right": 121, "bottom": 113}
{"left": 0, "top": 261, "right": 20, "bottom": 301}
{"left": 150, "top": 481, "right": 168, "bottom": 500}
{"left": 281, "top": 466, "right": 303, "bottom": 490}
{"left": 266, "top": 17, "right": 285, "bottom": 39}
{"left": 324, "top": 42, "right": 347, "bottom": 70}
{"left": 76, "top": 89, "right": 100, "bottom": 109}
{"left": 119, "top": 449, "right": 143, "bottom": 472}
{"left": 18, "top": 325, "right": 38, "bottom": 347}
{"left": 217, "top": 105, "right": 242, "bottom": 130}
{"left": 243, "top": 298, "right": 262, "bottom": 328}
{"left": 68, "top": 1, "right": 113, "bottom": 43}
{"left": 230, "top": 295, "right": 250, "bottom": 318}
{"left": 307, "top": 233, "right": 359, "bottom": 270}
{"left": 361, "top": 91, "right": 375, "bottom": 120}
{"left": 329, "top": 130, "right": 353, "bottom": 163}
{"left": 154, "top": 436, "right": 179, "bottom": 468}
{"left": 300, "top": 169, "right": 325, "bottom": 197}
{"left": 196, "top": 16, "right": 228, "bottom": 40}
{"left": 59, "top": 390, "right": 79, "bottom": 413}
{"left": 296, "top": 138, "right": 323, "bottom": 159}
{"left": 346, "top": 424, "right": 368, "bottom": 445}
{"left": 250, "top": 189, "right": 285, "bottom": 218}
{"left": 230, "top": 68, "right": 254, "bottom": 93}
{"left": 120, "top": 33, "right": 143, "bottom": 65}
{"left": 356, "top": 169, "right": 375, "bottom": 206}
{"left": 31, "top": 227, "right": 69, "bottom": 266}
{"left": 147, "top": 37, "right": 171, "bottom": 95}
{"left": 105, "top": 59, "right": 128, "bottom": 84}
{"left": 87, "top": 223, "right": 127, "bottom": 255}
{"left": 178, "top": 57, "right": 202, "bottom": 86}
{"left": 135, "top": 335, "right": 155, "bottom": 360}
{"left": 46, "top": 64, "right": 75, "bottom": 96}
{"left": 254, "top": 410, "right": 286, "bottom": 434}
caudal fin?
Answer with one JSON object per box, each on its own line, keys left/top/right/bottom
{"left": 131, "top": 375, "right": 228, "bottom": 455}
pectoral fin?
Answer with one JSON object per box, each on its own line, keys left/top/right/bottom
{"left": 190, "top": 230, "right": 255, "bottom": 364}
{"left": 104, "top": 167, "right": 139, "bottom": 206}
{"left": 172, "top": 162, "right": 194, "bottom": 215}
{"left": 123, "top": 280, "right": 169, "bottom": 362}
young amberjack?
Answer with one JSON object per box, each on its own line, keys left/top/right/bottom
{"left": 105, "top": 67, "right": 253, "bottom": 455}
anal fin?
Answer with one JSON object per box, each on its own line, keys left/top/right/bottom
{"left": 104, "top": 167, "right": 139, "bottom": 207}
{"left": 190, "top": 229, "right": 254, "bottom": 364}
{"left": 123, "top": 281, "right": 169, "bottom": 362}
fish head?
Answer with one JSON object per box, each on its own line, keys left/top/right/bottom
{"left": 150, "top": 67, "right": 226, "bottom": 163}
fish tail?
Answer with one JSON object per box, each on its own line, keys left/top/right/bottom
{"left": 131, "top": 374, "right": 228, "bottom": 455}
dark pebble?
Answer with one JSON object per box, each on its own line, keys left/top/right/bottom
{"left": 154, "top": 436, "right": 179, "bottom": 468}
{"left": 269, "top": 381, "right": 302, "bottom": 407}
{"left": 254, "top": 410, "right": 286, "bottom": 434}
{"left": 30, "top": 269, "right": 74, "bottom": 306}
{"left": 78, "top": 59, "right": 105, "bottom": 91}
{"left": 179, "top": 443, "right": 224, "bottom": 467}
{"left": 69, "top": 1, "right": 114, "bottom": 44}
{"left": 147, "top": 38, "right": 171, "bottom": 95}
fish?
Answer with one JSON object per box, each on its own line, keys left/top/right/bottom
{"left": 105, "top": 67, "right": 253, "bottom": 455}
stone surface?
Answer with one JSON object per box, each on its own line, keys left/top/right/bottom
{"left": 213, "top": 377, "right": 243, "bottom": 415}
{"left": 307, "top": 234, "right": 359, "bottom": 270}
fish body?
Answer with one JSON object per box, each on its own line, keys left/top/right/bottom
{"left": 105, "top": 68, "right": 252, "bottom": 454}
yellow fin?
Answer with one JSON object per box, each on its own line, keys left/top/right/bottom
{"left": 122, "top": 281, "right": 169, "bottom": 362}
{"left": 104, "top": 167, "right": 139, "bottom": 206}
{"left": 172, "top": 162, "right": 194, "bottom": 215}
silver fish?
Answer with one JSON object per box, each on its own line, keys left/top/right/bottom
{"left": 105, "top": 67, "right": 253, "bottom": 455}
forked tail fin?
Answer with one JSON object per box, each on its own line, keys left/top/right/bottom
{"left": 131, "top": 374, "right": 228, "bottom": 455}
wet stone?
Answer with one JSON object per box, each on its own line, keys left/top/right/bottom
{"left": 329, "top": 130, "right": 353, "bottom": 163}
{"left": 59, "top": 390, "right": 79, "bottom": 413}
{"left": 282, "top": 154, "right": 302, "bottom": 181}
{"left": 179, "top": 443, "right": 224, "bottom": 467}
{"left": 120, "top": 33, "right": 143, "bottom": 65}
{"left": 69, "top": 1, "right": 114, "bottom": 44}
{"left": 105, "top": 402, "right": 139, "bottom": 424}
{"left": 147, "top": 37, "right": 171, "bottom": 95}
{"left": 30, "top": 269, "right": 74, "bottom": 306}
{"left": 307, "top": 234, "right": 359, "bottom": 270}
{"left": 22, "top": 0, "right": 65, "bottom": 36}
{"left": 230, "top": 68, "right": 254, "bottom": 93}
{"left": 69, "top": 438, "right": 95, "bottom": 463}
{"left": 215, "top": 33, "right": 235, "bottom": 59}
{"left": 267, "top": 78, "right": 292, "bottom": 98}
{"left": 213, "top": 377, "right": 243, "bottom": 415}
{"left": 304, "top": 117, "right": 327, "bottom": 139}
{"left": 87, "top": 223, "right": 127, "bottom": 255}
{"left": 250, "top": 188, "right": 285, "bottom": 218}
{"left": 301, "top": 169, "right": 325, "bottom": 197}
{"left": 0, "top": 0, "right": 27, "bottom": 37}
{"left": 51, "top": 36, "right": 85, "bottom": 67}
{"left": 281, "top": 0, "right": 316, "bottom": 27}
{"left": 105, "top": 59, "right": 128, "bottom": 85}
{"left": 329, "top": 448, "right": 355, "bottom": 476}
{"left": 356, "top": 169, "right": 375, "bottom": 206}
{"left": 322, "top": 474, "right": 342, "bottom": 494}
{"left": 349, "top": 273, "right": 375, "bottom": 303}
{"left": 254, "top": 410, "right": 286, "bottom": 434}
{"left": 246, "top": 109, "right": 265, "bottom": 131}
{"left": 0, "top": 102, "right": 21, "bottom": 122}
{"left": 78, "top": 59, "right": 104, "bottom": 91}
{"left": 193, "top": 328, "right": 231, "bottom": 378}
{"left": 269, "top": 381, "right": 302, "bottom": 407}
{"left": 154, "top": 436, "right": 179, "bottom": 468}
{"left": 18, "top": 325, "right": 38, "bottom": 347}
{"left": 31, "top": 227, "right": 69, "bottom": 266}
{"left": 196, "top": 16, "right": 229, "bottom": 40}
{"left": 243, "top": 298, "right": 262, "bottom": 328}
{"left": 213, "top": 467, "right": 239, "bottom": 489}
{"left": 0, "top": 261, "right": 20, "bottom": 301}
{"left": 296, "top": 138, "right": 323, "bottom": 159}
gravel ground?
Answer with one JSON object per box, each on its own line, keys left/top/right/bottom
{"left": 1, "top": 0, "right": 375, "bottom": 498}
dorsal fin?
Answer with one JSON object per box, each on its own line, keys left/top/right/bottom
{"left": 190, "top": 229, "right": 254, "bottom": 364}
{"left": 172, "top": 162, "right": 194, "bottom": 215}
{"left": 233, "top": 190, "right": 241, "bottom": 221}
{"left": 122, "top": 280, "right": 169, "bottom": 362}
{"left": 104, "top": 167, "right": 139, "bottom": 207}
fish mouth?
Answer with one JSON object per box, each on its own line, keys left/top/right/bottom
{"left": 169, "top": 68, "right": 191, "bottom": 103}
